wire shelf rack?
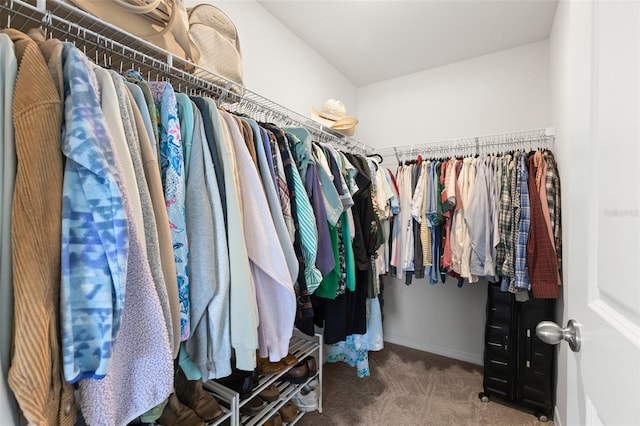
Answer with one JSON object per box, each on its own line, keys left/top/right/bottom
{"left": 0, "top": 0, "right": 374, "bottom": 154}
{"left": 376, "top": 127, "right": 555, "bottom": 164}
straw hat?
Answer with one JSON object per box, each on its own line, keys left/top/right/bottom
{"left": 310, "top": 99, "right": 358, "bottom": 137}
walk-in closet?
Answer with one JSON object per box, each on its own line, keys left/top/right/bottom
{"left": 0, "top": 1, "right": 638, "bottom": 426}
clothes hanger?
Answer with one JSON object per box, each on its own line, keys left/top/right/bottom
{"left": 366, "top": 153, "right": 383, "bottom": 164}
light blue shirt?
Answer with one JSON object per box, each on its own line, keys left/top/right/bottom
{"left": 148, "top": 80, "right": 190, "bottom": 341}
{"left": 466, "top": 157, "right": 498, "bottom": 281}
{"left": 125, "top": 81, "right": 156, "bottom": 155}
{"left": 176, "top": 93, "right": 194, "bottom": 178}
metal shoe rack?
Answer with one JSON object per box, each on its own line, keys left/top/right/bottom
{"left": 205, "top": 331, "right": 323, "bottom": 426}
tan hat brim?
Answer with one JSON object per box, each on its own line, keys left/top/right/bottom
{"left": 331, "top": 116, "right": 359, "bottom": 130}
{"left": 310, "top": 106, "right": 339, "bottom": 128}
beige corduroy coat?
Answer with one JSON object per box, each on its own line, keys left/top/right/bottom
{"left": 4, "top": 28, "right": 76, "bottom": 426}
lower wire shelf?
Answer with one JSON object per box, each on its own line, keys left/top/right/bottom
{"left": 204, "top": 331, "right": 323, "bottom": 426}
{"left": 203, "top": 380, "right": 240, "bottom": 426}
{"left": 240, "top": 372, "right": 319, "bottom": 426}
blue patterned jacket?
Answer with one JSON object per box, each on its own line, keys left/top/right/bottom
{"left": 60, "top": 43, "right": 129, "bottom": 383}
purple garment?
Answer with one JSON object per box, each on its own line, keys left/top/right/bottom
{"left": 305, "top": 164, "right": 336, "bottom": 276}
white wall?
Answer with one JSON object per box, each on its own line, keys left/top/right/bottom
{"left": 359, "top": 41, "right": 552, "bottom": 365}
{"left": 185, "top": 0, "right": 358, "bottom": 122}
{"left": 357, "top": 40, "right": 551, "bottom": 150}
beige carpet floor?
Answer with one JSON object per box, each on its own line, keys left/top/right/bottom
{"left": 297, "top": 342, "right": 554, "bottom": 426}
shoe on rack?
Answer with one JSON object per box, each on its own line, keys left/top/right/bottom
{"left": 175, "top": 367, "right": 224, "bottom": 422}
{"left": 263, "top": 412, "right": 283, "bottom": 426}
{"left": 257, "top": 356, "right": 287, "bottom": 376}
{"left": 301, "top": 378, "right": 318, "bottom": 394}
{"left": 258, "top": 383, "right": 280, "bottom": 402}
{"left": 291, "top": 389, "right": 318, "bottom": 413}
{"left": 157, "top": 393, "right": 204, "bottom": 426}
{"left": 278, "top": 402, "right": 298, "bottom": 422}
{"left": 213, "top": 368, "right": 256, "bottom": 400}
{"left": 240, "top": 396, "right": 267, "bottom": 416}
{"left": 303, "top": 356, "right": 317, "bottom": 377}
{"left": 287, "top": 360, "right": 309, "bottom": 384}
{"left": 305, "top": 378, "right": 318, "bottom": 391}
{"left": 280, "top": 353, "right": 298, "bottom": 367}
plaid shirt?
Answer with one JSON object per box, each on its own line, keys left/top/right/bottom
{"left": 513, "top": 154, "right": 531, "bottom": 291}
{"left": 527, "top": 155, "right": 561, "bottom": 298}
{"left": 544, "top": 151, "right": 562, "bottom": 282}
{"left": 268, "top": 130, "right": 295, "bottom": 242}
{"left": 504, "top": 154, "right": 519, "bottom": 291}
{"left": 496, "top": 155, "right": 512, "bottom": 277}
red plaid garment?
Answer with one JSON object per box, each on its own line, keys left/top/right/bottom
{"left": 544, "top": 151, "right": 562, "bottom": 282}
{"left": 527, "top": 155, "right": 560, "bottom": 298}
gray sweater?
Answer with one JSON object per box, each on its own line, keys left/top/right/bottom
{"left": 184, "top": 102, "right": 232, "bottom": 380}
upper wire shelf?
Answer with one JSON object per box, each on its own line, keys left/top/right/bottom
{"left": 376, "top": 127, "right": 556, "bottom": 163}
{"left": 0, "top": 0, "right": 374, "bottom": 155}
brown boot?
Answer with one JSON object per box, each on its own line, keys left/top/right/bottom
{"left": 175, "top": 367, "right": 224, "bottom": 422}
{"left": 157, "top": 393, "right": 204, "bottom": 426}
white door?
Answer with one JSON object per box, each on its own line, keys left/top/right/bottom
{"left": 554, "top": 1, "right": 640, "bottom": 425}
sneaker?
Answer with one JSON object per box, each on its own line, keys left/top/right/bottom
{"left": 300, "top": 378, "right": 318, "bottom": 394}
{"left": 291, "top": 389, "right": 318, "bottom": 413}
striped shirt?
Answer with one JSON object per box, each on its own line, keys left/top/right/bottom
{"left": 284, "top": 136, "right": 323, "bottom": 293}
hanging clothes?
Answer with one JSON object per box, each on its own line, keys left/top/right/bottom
{"left": 247, "top": 119, "right": 298, "bottom": 284}
{"left": 287, "top": 128, "right": 335, "bottom": 279}
{"left": 220, "top": 111, "right": 296, "bottom": 363}
{"left": 115, "top": 69, "right": 179, "bottom": 357}
{"left": 59, "top": 42, "right": 130, "bottom": 383}
{"left": 0, "top": 31, "right": 18, "bottom": 426}
{"left": 526, "top": 153, "right": 561, "bottom": 298}
{"left": 544, "top": 151, "right": 562, "bottom": 282}
{"left": 4, "top": 28, "right": 76, "bottom": 426}
{"left": 176, "top": 93, "right": 195, "bottom": 177}
{"left": 496, "top": 154, "right": 513, "bottom": 279}
{"left": 191, "top": 96, "right": 228, "bottom": 223}
{"left": 383, "top": 147, "right": 561, "bottom": 300}
{"left": 214, "top": 109, "right": 259, "bottom": 371}
{"left": 411, "top": 158, "right": 425, "bottom": 282}
{"left": 465, "top": 156, "right": 499, "bottom": 282}
{"left": 65, "top": 44, "right": 173, "bottom": 424}
{"left": 147, "top": 79, "right": 191, "bottom": 341}
{"left": 513, "top": 153, "right": 532, "bottom": 295}
{"left": 325, "top": 152, "right": 386, "bottom": 378}
{"left": 184, "top": 104, "right": 231, "bottom": 380}
{"left": 125, "top": 82, "right": 182, "bottom": 359}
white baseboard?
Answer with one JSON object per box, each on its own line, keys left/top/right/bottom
{"left": 384, "top": 333, "right": 483, "bottom": 366}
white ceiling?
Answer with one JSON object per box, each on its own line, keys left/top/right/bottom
{"left": 257, "top": 0, "right": 559, "bottom": 87}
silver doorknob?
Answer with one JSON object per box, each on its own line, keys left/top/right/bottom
{"left": 536, "top": 319, "right": 581, "bottom": 352}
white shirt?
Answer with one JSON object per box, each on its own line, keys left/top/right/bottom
{"left": 401, "top": 165, "right": 415, "bottom": 272}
